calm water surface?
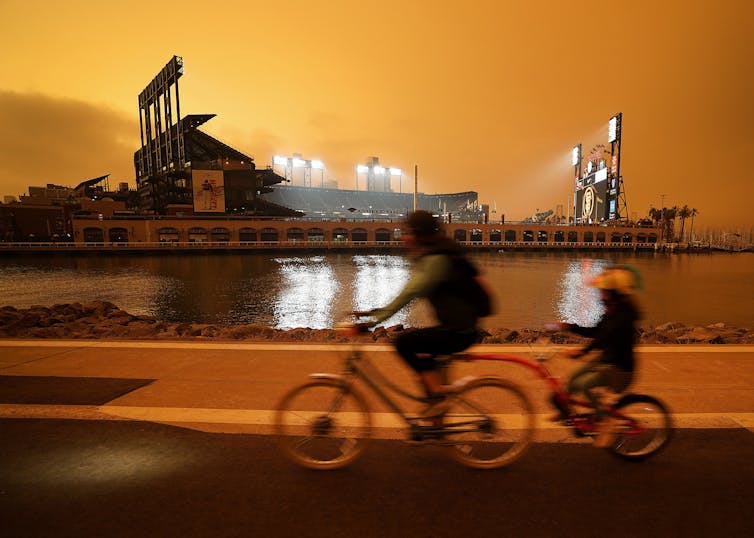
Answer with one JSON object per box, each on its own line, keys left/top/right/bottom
{"left": 0, "top": 252, "right": 752, "bottom": 329}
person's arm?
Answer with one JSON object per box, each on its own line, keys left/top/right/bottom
{"left": 370, "top": 254, "right": 451, "bottom": 324}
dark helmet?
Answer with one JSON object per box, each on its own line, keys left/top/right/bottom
{"left": 406, "top": 210, "right": 441, "bottom": 238}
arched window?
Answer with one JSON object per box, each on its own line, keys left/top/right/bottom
{"left": 108, "top": 228, "right": 128, "bottom": 243}
{"left": 351, "top": 228, "right": 368, "bottom": 242}
{"left": 596, "top": 232, "right": 606, "bottom": 243}
{"left": 239, "top": 227, "right": 257, "bottom": 242}
{"left": 454, "top": 229, "right": 467, "bottom": 242}
{"left": 523, "top": 230, "right": 534, "bottom": 242}
{"left": 286, "top": 227, "right": 305, "bottom": 242}
{"left": 567, "top": 231, "right": 578, "bottom": 242}
{"left": 505, "top": 230, "right": 517, "bottom": 242}
{"left": 210, "top": 227, "right": 231, "bottom": 242}
{"left": 610, "top": 232, "right": 622, "bottom": 243}
{"left": 470, "top": 229, "right": 483, "bottom": 242}
{"left": 554, "top": 231, "right": 565, "bottom": 243}
{"left": 375, "top": 228, "right": 392, "bottom": 242}
{"left": 83, "top": 227, "right": 104, "bottom": 243}
{"left": 583, "top": 231, "right": 594, "bottom": 243}
{"left": 537, "top": 230, "right": 548, "bottom": 242}
{"left": 622, "top": 233, "right": 633, "bottom": 243}
{"left": 188, "top": 227, "right": 208, "bottom": 243}
{"left": 489, "top": 229, "right": 502, "bottom": 242}
{"left": 637, "top": 233, "right": 648, "bottom": 243}
{"left": 648, "top": 233, "right": 658, "bottom": 243}
{"left": 158, "top": 227, "right": 180, "bottom": 243}
{"left": 333, "top": 228, "right": 349, "bottom": 241}
{"left": 260, "top": 228, "right": 279, "bottom": 242}
{"left": 307, "top": 228, "right": 325, "bottom": 242}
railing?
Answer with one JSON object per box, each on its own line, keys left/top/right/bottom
{"left": 0, "top": 240, "right": 662, "bottom": 251}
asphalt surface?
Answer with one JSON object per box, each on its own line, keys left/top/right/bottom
{"left": 1, "top": 340, "right": 753, "bottom": 537}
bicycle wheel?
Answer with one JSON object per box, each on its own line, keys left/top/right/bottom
{"left": 444, "top": 377, "right": 534, "bottom": 469}
{"left": 275, "top": 378, "right": 371, "bottom": 470}
{"left": 609, "top": 394, "right": 673, "bottom": 461}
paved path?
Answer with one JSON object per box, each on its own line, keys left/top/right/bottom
{"left": 1, "top": 340, "right": 753, "bottom": 437}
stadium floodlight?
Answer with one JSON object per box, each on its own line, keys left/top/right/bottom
{"left": 374, "top": 166, "right": 385, "bottom": 175}
{"left": 571, "top": 145, "right": 581, "bottom": 166}
{"left": 292, "top": 158, "right": 306, "bottom": 168}
{"left": 273, "top": 155, "right": 288, "bottom": 166}
{"left": 389, "top": 168, "right": 402, "bottom": 176}
{"left": 356, "top": 164, "right": 369, "bottom": 173}
{"left": 608, "top": 114, "right": 620, "bottom": 143}
{"left": 311, "top": 160, "right": 324, "bottom": 169}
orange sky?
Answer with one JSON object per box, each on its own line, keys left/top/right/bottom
{"left": 1, "top": 0, "right": 752, "bottom": 228}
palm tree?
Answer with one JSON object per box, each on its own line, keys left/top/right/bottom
{"left": 688, "top": 208, "right": 699, "bottom": 242}
{"left": 663, "top": 206, "right": 678, "bottom": 242}
{"left": 678, "top": 205, "right": 691, "bottom": 243}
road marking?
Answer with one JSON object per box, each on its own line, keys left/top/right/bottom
{"left": 2, "top": 404, "right": 752, "bottom": 433}
{"left": 0, "top": 340, "right": 752, "bottom": 353}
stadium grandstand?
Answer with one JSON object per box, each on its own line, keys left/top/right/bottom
{"left": 260, "top": 185, "right": 486, "bottom": 222}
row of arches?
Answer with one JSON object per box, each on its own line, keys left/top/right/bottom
{"left": 82, "top": 226, "right": 399, "bottom": 244}
{"left": 453, "top": 229, "right": 658, "bottom": 244}
{"left": 81, "top": 226, "right": 657, "bottom": 245}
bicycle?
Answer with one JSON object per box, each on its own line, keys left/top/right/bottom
{"left": 471, "top": 338, "right": 673, "bottom": 461}
{"left": 274, "top": 323, "right": 535, "bottom": 470}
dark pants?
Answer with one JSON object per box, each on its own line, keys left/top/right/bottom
{"left": 394, "top": 327, "right": 478, "bottom": 373}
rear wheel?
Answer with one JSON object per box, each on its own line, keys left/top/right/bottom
{"left": 275, "top": 378, "right": 371, "bottom": 470}
{"left": 444, "top": 377, "right": 534, "bottom": 469}
{"left": 609, "top": 394, "right": 672, "bottom": 461}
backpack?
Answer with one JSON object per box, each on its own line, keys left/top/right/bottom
{"left": 451, "top": 255, "right": 493, "bottom": 318}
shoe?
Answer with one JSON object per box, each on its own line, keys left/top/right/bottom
{"left": 592, "top": 418, "right": 616, "bottom": 448}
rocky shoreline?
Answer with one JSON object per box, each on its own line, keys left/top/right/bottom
{"left": 1, "top": 301, "right": 752, "bottom": 345}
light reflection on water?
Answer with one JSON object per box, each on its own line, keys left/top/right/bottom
{"left": 0, "top": 252, "right": 752, "bottom": 329}
{"left": 557, "top": 259, "right": 612, "bottom": 326}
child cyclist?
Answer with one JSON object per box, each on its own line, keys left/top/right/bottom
{"left": 548, "top": 266, "right": 642, "bottom": 447}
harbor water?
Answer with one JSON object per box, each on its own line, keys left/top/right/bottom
{"left": 0, "top": 251, "right": 752, "bottom": 330}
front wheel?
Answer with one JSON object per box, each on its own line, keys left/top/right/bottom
{"left": 274, "top": 378, "right": 372, "bottom": 470}
{"left": 445, "top": 377, "right": 535, "bottom": 469}
{"left": 609, "top": 394, "right": 673, "bottom": 461}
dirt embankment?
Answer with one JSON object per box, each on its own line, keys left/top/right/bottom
{"left": 1, "top": 301, "right": 752, "bottom": 345}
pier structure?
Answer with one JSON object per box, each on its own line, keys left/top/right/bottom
{"left": 47, "top": 217, "right": 660, "bottom": 252}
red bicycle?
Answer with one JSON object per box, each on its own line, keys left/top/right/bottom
{"left": 467, "top": 340, "right": 673, "bottom": 461}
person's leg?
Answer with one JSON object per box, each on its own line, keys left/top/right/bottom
{"left": 394, "top": 327, "right": 475, "bottom": 397}
{"left": 568, "top": 366, "right": 608, "bottom": 419}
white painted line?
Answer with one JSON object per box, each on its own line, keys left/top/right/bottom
{"left": 0, "top": 340, "right": 752, "bottom": 353}
{"left": 2, "top": 404, "right": 752, "bottom": 432}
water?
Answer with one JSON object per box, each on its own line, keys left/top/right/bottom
{"left": 0, "top": 251, "right": 752, "bottom": 329}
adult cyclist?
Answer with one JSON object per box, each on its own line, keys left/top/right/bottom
{"left": 356, "top": 210, "right": 492, "bottom": 415}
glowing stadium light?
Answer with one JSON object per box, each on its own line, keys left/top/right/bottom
{"left": 389, "top": 168, "right": 402, "bottom": 176}
{"left": 292, "top": 158, "right": 306, "bottom": 168}
{"left": 311, "top": 160, "right": 324, "bottom": 169}
{"left": 356, "top": 165, "right": 369, "bottom": 173}
{"left": 273, "top": 155, "right": 288, "bottom": 165}
{"left": 374, "top": 166, "right": 385, "bottom": 175}
{"left": 571, "top": 145, "right": 581, "bottom": 166}
{"left": 608, "top": 116, "right": 618, "bottom": 143}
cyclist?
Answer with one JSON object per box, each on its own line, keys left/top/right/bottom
{"left": 548, "top": 266, "right": 642, "bottom": 447}
{"left": 356, "top": 210, "right": 492, "bottom": 415}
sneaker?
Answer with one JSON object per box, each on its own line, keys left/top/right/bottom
{"left": 592, "top": 418, "right": 617, "bottom": 448}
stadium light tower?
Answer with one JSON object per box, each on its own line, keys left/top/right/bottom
{"left": 273, "top": 154, "right": 325, "bottom": 187}
{"left": 355, "top": 157, "right": 400, "bottom": 192}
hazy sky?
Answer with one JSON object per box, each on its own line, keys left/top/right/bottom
{"left": 1, "top": 0, "right": 752, "bottom": 227}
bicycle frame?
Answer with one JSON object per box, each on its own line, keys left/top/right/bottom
{"left": 467, "top": 352, "right": 642, "bottom": 435}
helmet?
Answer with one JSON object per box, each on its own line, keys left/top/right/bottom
{"left": 589, "top": 267, "right": 640, "bottom": 296}
{"left": 405, "top": 210, "right": 441, "bottom": 238}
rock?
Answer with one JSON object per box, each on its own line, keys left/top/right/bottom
{"left": 676, "top": 327, "right": 725, "bottom": 344}
{"left": 655, "top": 321, "right": 685, "bottom": 332}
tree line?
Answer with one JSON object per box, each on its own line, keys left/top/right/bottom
{"left": 648, "top": 205, "right": 699, "bottom": 242}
